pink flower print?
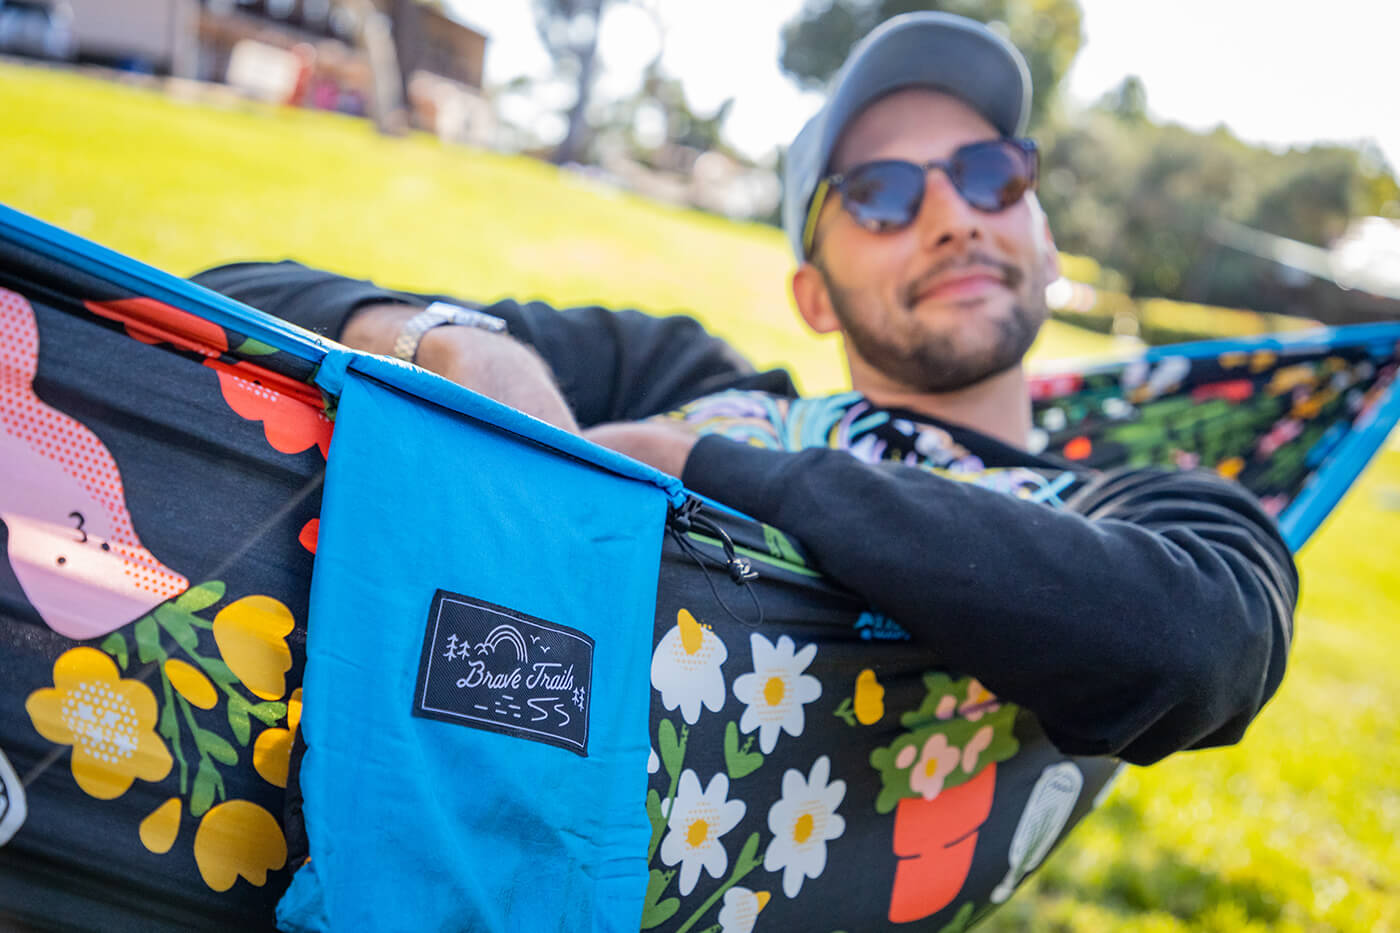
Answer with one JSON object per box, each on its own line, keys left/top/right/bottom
{"left": 935, "top": 694, "right": 957, "bottom": 720}
{"left": 959, "top": 679, "right": 1000, "bottom": 722}
{"left": 907, "top": 734, "right": 961, "bottom": 801}
{"left": 961, "top": 726, "right": 994, "bottom": 773}
{"left": 2, "top": 288, "right": 188, "bottom": 639}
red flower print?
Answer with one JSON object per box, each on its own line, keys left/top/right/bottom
{"left": 206, "top": 359, "right": 331, "bottom": 458}
{"left": 85, "top": 298, "right": 229, "bottom": 357}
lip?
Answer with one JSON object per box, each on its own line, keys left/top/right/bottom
{"left": 912, "top": 269, "right": 1007, "bottom": 304}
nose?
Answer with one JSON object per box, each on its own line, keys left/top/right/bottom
{"left": 913, "top": 170, "right": 983, "bottom": 251}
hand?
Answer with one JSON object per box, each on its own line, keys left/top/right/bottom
{"left": 583, "top": 421, "right": 700, "bottom": 478}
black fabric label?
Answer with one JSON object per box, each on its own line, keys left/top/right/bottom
{"left": 413, "top": 589, "right": 593, "bottom": 756}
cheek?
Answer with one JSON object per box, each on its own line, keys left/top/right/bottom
{"left": 841, "top": 228, "right": 919, "bottom": 290}
{"left": 985, "top": 212, "right": 1044, "bottom": 265}
{"left": 821, "top": 237, "right": 887, "bottom": 298}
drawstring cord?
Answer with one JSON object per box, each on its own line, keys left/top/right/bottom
{"left": 666, "top": 497, "right": 764, "bottom": 628}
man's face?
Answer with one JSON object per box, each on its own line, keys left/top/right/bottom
{"left": 804, "top": 89, "right": 1056, "bottom": 395}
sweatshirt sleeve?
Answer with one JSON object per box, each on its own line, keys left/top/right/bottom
{"left": 681, "top": 435, "right": 1297, "bottom": 766}
{"left": 190, "top": 260, "right": 798, "bottom": 425}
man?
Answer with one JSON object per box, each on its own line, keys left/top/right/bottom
{"left": 197, "top": 14, "right": 1296, "bottom": 925}
{"left": 197, "top": 13, "right": 1293, "bottom": 768}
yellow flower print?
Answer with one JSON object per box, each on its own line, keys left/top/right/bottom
{"left": 139, "top": 797, "right": 182, "bottom": 854}
{"left": 193, "top": 799, "right": 287, "bottom": 891}
{"left": 253, "top": 687, "right": 302, "bottom": 788}
{"left": 164, "top": 658, "right": 217, "bottom": 710}
{"left": 213, "top": 595, "right": 294, "bottom": 701}
{"left": 853, "top": 668, "right": 885, "bottom": 725}
{"left": 25, "top": 647, "right": 172, "bottom": 800}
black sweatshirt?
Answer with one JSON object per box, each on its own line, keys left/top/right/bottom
{"left": 191, "top": 260, "right": 798, "bottom": 424}
{"left": 193, "top": 260, "right": 1297, "bottom": 765}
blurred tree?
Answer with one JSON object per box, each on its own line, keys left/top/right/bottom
{"left": 778, "top": 0, "right": 1084, "bottom": 130}
{"left": 1250, "top": 147, "right": 1369, "bottom": 247}
{"left": 1098, "top": 74, "right": 1147, "bottom": 124}
{"left": 533, "top": 0, "right": 610, "bottom": 165}
{"left": 1037, "top": 95, "right": 1400, "bottom": 318}
{"left": 616, "top": 64, "right": 734, "bottom": 156}
{"left": 596, "top": 3, "right": 734, "bottom": 160}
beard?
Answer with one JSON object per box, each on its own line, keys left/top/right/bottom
{"left": 821, "top": 251, "right": 1048, "bottom": 394}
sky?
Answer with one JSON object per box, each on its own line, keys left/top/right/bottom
{"left": 445, "top": 0, "right": 1400, "bottom": 173}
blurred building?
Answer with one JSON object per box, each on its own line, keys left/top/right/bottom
{"left": 0, "top": 1, "right": 77, "bottom": 62}
{"left": 53, "top": 0, "right": 491, "bottom": 139}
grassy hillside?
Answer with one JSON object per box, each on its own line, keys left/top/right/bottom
{"left": 0, "top": 62, "right": 1117, "bottom": 394}
{"left": 3, "top": 62, "right": 1397, "bottom": 931}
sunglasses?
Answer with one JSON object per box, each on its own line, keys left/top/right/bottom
{"left": 802, "top": 138, "right": 1039, "bottom": 257}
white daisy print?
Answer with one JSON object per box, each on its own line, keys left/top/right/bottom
{"left": 764, "top": 755, "right": 846, "bottom": 898}
{"left": 717, "top": 885, "right": 772, "bottom": 933}
{"left": 733, "top": 633, "right": 821, "bottom": 753}
{"left": 660, "top": 769, "right": 746, "bottom": 895}
{"left": 651, "top": 608, "right": 728, "bottom": 724}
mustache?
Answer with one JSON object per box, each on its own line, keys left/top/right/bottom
{"left": 901, "top": 251, "right": 1023, "bottom": 307}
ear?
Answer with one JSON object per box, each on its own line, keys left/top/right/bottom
{"left": 792, "top": 262, "right": 841, "bottom": 335}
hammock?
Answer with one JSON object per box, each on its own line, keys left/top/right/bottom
{"left": 1, "top": 204, "right": 1396, "bottom": 932}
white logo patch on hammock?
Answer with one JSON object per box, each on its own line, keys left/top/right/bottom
{"left": 413, "top": 589, "right": 594, "bottom": 755}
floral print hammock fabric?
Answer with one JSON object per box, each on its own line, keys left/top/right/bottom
{"left": 1, "top": 204, "right": 1397, "bottom": 931}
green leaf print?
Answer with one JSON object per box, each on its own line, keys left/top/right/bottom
{"left": 937, "top": 902, "right": 976, "bottom": 933}
{"left": 762, "top": 524, "right": 806, "bottom": 566}
{"left": 100, "top": 632, "right": 129, "bottom": 671}
{"left": 645, "top": 786, "right": 673, "bottom": 866}
{"left": 673, "top": 833, "right": 764, "bottom": 933}
{"left": 723, "top": 721, "right": 763, "bottom": 779}
{"left": 201, "top": 656, "right": 238, "bottom": 688}
{"left": 174, "top": 580, "right": 225, "bottom": 613}
{"left": 154, "top": 603, "right": 199, "bottom": 652}
{"left": 233, "top": 337, "right": 279, "bottom": 356}
{"left": 639, "top": 869, "right": 680, "bottom": 929}
{"left": 870, "top": 673, "right": 1021, "bottom": 814}
{"left": 248, "top": 700, "right": 287, "bottom": 725}
{"left": 833, "top": 696, "right": 856, "bottom": 727}
{"left": 227, "top": 696, "right": 252, "bottom": 747}
{"left": 134, "top": 615, "right": 163, "bottom": 664}
{"left": 199, "top": 729, "right": 238, "bottom": 767}
{"left": 191, "top": 760, "right": 217, "bottom": 817}
{"left": 658, "top": 718, "right": 685, "bottom": 781}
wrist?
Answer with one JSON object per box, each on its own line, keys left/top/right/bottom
{"left": 340, "top": 302, "right": 421, "bottom": 355}
{"left": 391, "top": 302, "right": 507, "bottom": 364}
{"left": 413, "top": 323, "right": 518, "bottom": 375}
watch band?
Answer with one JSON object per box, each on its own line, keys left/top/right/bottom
{"left": 391, "top": 301, "right": 508, "bottom": 363}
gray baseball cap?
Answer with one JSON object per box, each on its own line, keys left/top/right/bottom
{"left": 781, "top": 11, "right": 1033, "bottom": 259}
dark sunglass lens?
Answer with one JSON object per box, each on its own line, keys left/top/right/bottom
{"left": 840, "top": 162, "right": 926, "bottom": 230}
{"left": 955, "top": 143, "right": 1029, "bottom": 210}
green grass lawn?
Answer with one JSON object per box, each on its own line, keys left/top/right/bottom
{"left": 4, "top": 63, "right": 1397, "bottom": 931}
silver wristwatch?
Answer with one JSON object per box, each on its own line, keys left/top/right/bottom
{"left": 391, "top": 301, "right": 508, "bottom": 363}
